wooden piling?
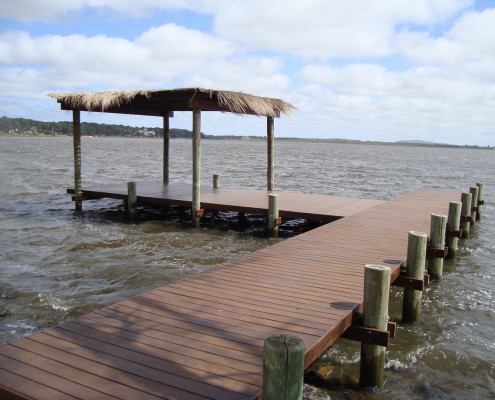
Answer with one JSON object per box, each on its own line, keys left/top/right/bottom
{"left": 428, "top": 214, "right": 447, "bottom": 280}
{"left": 192, "top": 109, "right": 201, "bottom": 228}
{"left": 359, "top": 264, "right": 391, "bottom": 388}
{"left": 476, "top": 182, "right": 484, "bottom": 220}
{"left": 163, "top": 114, "right": 170, "bottom": 184}
{"left": 268, "top": 194, "right": 279, "bottom": 237}
{"left": 469, "top": 186, "right": 479, "bottom": 225}
{"left": 460, "top": 192, "right": 472, "bottom": 239}
{"left": 127, "top": 182, "right": 137, "bottom": 218}
{"left": 402, "top": 231, "right": 427, "bottom": 323}
{"left": 213, "top": 174, "right": 220, "bottom": 189}
{"left": 72, "top": 110, "right": 82, "bottom": 211}
{"left": 267, "top": 116, "right": 274, "bottom": 192}
{"left": 446, "top": 201, "right": 462, "bottom": 259}
{"left": 263, "top": 334, "right": 304, "bottom": 400}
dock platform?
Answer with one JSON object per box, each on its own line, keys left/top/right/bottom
{"left": 0, "top": 186, "right": 461, "bottom": 400}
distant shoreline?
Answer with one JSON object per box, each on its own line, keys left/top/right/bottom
{"left": 1, "top": 116, "right": 492, "bottom": 150}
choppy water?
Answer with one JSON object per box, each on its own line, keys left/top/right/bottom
{"left": 0, "top": 136, "right": 494, "bottom": 399}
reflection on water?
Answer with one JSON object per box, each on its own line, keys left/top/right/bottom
{"left": 0, "top": 136, "right": 494, "bottom": 399}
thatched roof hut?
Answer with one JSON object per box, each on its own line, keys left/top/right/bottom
{"left": 50, "top": 88, "right": 295, "bottom": 217}
{"left": 48, "top": 88, "right": 295, "bottom": 118}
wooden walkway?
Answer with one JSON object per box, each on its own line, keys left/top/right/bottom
{"left": 0, "top": 188, "right": 460, "bottom": 400}
{"left": 68, "top": 181, "right": 383, "bottom": 222}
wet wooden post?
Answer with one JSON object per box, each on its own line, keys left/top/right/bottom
{"left": 192, "top": 109, "right": 201, "bottom": 228}
{"left": 469, "top": 186, "right": 479, "bottom": 225}
{"left": 476, "top": 182, "right": 484, "bottom": 220}
{"left": 72, "top": 109, "right": 82, "bottom": 211}
{"left": 360, "top": 264, "right": 391, "bottom": 388}
{"left": 267, "top": 116, "right": 274, "bottom": 191}
{"left": 460, "top": 192, "right": 472, "bottom": 239}
{"left": 402, "top": 231, "right": 427, "bottom": 323}
{"left": 263, "top": 334, "right": 304, "bottom": 400}
{"left": 446, "top": 201, "right": 462, "bottom": 259}
{"left": 268, "top": 194, "right": 279, "bottom": 237}
{"left": 213, "top": 174, "right": 220, "bottom": 189}
{"left": 127, "top": 182, "right": 137, "bottom": 218}
{"left": 428, "top": 214, "right": 447, "bottom": 280}
{"left": 163, "top": 113, "right": 170, "bottom": 184}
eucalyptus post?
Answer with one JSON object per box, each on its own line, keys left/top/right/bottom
{"left": 476, "top": 182, "right": 484, "bottom": 220}
{"left": 360, "top": 264, "right": 391, "bottom": 388}
{"left": 446, "top": 201, "right": 462, "bottom": 259}
{"left": 72, "top": 109, "right": 82, "bottom": 211}
{"left": 192, "top": 109, "right": 201, "bottom": 228}
{"left": 127, "top": 182, "right": 137, "bottom": 219}
{"left": 263, "top": 334, "right": 304, "bottom": 400}
{"left": 402, "top": 231, "right": 427, "bottom": 323}
{"left": 460, "top": 192, "right": 472, "bottom": 239}
{"left": 268, "top": 194, "right": 279, "bottom": 238}
{"left": 267, "top": 116, "right": 274, "bottom": 191}
{"left": 163, "top": 113, "right": 170, "bottom": 184}
{"left": 428, "top": 214, "right": 447, "bottom": 280}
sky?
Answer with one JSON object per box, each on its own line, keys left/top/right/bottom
{"left": 1, "top": 0, "right": 494, "bottom": 146}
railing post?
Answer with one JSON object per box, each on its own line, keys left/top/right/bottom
{"left": 402, "top": 231, "right": 427, "bottom": 323}
{"left": 359, "top": 264, "right": 391, "bottom": 388}
{"left": 263, "top": 334, "right": 304, "bottom": 400}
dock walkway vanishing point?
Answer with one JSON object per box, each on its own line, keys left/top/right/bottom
{"left": 0, "top": 183, "right": 462, "bottom": 399}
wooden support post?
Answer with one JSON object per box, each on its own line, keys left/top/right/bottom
{"left": 476, "top": 182, "right": 484, "bottom": 220}
{"left": 192, "top": 109, "right": 201, "bottom": 228}
{"left": 263, "top": 334, "right": 304, "bottom": 400}
{"left": 268, "top": 194, "right": 279, "bottom": 237}
{"left": 469, "top": 186, "right": 479, "bottom": 225}
{"left": 446, "top": 201, "right": 462, "bottom": 259}
{"left": 267, "top": 116, "right": 274, "bottom": 191}
{"left": 127, "top": 182, "right": 137, "bottom": 219}
{"left": 428, "top": 214, "right": 447, "bottom": 281}
{"left": 163, "top": 114, "right": 170, "bottom": 184}
{"left": 213, "top": 174, "right": 220, "bottom": 189}
{"left": 359, "top": 264, "right": 391, "bottom": 388}
{"left": 402, "top": 231, "right": 427, "bottom": 323}
{"left": 460, "top": 192, "right": 472, "bottom": 239}
{"left": 72, "top": 109, "right": 82, "bottom": 211}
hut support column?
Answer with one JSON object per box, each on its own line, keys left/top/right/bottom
{"left": 163, "top": 114, "right": 170, "bottom": 184}
{"left": 267, "top": 116, "right": 274, "bottom": 191}
{"left": 72, "top": 110, "right": 82, "bottom": 211}
{"left": 192, "top": 109, "right": 201, "bottom": 228}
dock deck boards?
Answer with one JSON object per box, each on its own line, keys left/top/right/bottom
{"left": 0, "top": 187, "right": 461, "bottom": 400}
{"left": 70, "top": 181, "right": 384, "bottom": 222}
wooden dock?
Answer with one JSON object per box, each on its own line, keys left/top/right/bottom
{"left": 0, "top": 186, "right": 461, "bottom": 400}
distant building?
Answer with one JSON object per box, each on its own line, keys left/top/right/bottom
{"left": 139, "top": 129, "right": 156, "bottom": 137}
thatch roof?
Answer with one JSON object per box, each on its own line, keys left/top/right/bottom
{"left": 48, "top": 88, "right": 295, "bottom": 118}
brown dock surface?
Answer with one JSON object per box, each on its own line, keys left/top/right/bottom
{"left": 0, "top": 189, "right": 460, "bottom": 400}
{"left": 68, "top": 181, "right": 384, "bottom": 222}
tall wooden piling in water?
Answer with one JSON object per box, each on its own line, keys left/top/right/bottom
{"left": 446, "top": 201, "right": 462, "bottom": 259}
{"left": 192, "top": 109, "right": 201, "bottom": 228}
{"left": 359, "top": 264, "right": 391, "bottom": 388}
{"left": 428, "top": 214, "right": 447, "bottom": 280}
{"left": 402, "top": 231, "right": 427, "bottom": 323}
{"left": 263, "top": 334, "right": 304, "bottom": 400}
{"left": 72, "top": 110, "right": 82, "bottom": 211}
{"left": 476, "top": 182, "right": 484, "bottom": 220}
{"left": 460, "top": 192, "right": 472, "bottom": 239}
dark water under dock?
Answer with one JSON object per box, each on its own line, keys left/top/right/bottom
{"left": 1, "top": 136, "right": 494, "bottom": 399}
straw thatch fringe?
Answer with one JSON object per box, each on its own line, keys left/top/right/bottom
{"left": 48, "top": 88, "right": 295, "bottom": 117}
